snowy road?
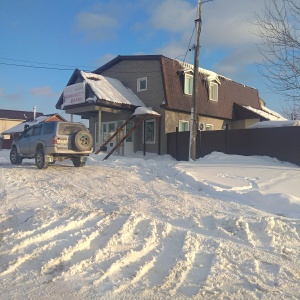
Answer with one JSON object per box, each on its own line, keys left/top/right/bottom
{"left": 0, "top": 150, "right": 300, "bottom": 299}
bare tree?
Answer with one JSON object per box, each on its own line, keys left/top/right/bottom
{"left": 255, "top": 0, "right": 300, "bottom": 111}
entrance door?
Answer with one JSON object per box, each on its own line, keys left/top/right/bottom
{"left": 123, "top": 121, "right": 134, "bottom": 155}
{"left": 101, "top": 121, "right": 134, "bottom": 156}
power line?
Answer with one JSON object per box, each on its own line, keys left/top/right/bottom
{"left": 0, "top": 57, "right": 97, "bottom": 69}
{"left": 0, "top": 62, "right": 76, "bottom": 71}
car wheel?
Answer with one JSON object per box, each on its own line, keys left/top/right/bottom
{"left": 10, "top": 147, "right": 23, "bottom": 165}
{"left": 72, "top": 156, "right": 86, "bottom": 167}
{"left": 73, "top": 131, "right": 93, "bottom": 151}
{"left": 35, "top": 148, "right": 49, "bottom": 169}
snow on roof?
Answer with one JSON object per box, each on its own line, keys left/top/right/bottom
{"left": 244, "top": 106, "right": 286, "bottom": 121}
{"left": 1, "top": 116, "right": 49, "bottom": 134}
{"left": 80, "top": 71, "right": 146, "bottom": 107}
{"left": 249, "top": 120, "right": 300, "bottom": 129}
{"left": 132, "top": 107, "right": 160, "bottom": 117}
{"left": 177, "top": 60, "right": 225, "bottom": 84}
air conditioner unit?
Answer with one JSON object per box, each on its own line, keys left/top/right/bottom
{"left": 199, "top": 122, "right": 206, "bottom": 131}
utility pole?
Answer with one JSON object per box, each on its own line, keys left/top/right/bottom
{"left": 190, "top": 0, "right": 202, "bottom": 161}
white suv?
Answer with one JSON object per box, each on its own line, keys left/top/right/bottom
{"left": 10, "top": 121, "right": 93, "bottom": 169}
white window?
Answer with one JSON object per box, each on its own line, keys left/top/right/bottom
{"left": 209, "top": 82, "right": 218, "bottom": 102}
{"left": 179, "top": 120, "right": 189, "bottom": 132}
{"left": 184, "top": 74, "right": 193, "bottom": 95}
{"left": 137, "top": 77, "right": 147, "bottom": 92}
{"left": 144, "top": 119, "right": 155, "bottom": 144}
{"left": 206, "top": 124, "right": 213, "bottom": 131}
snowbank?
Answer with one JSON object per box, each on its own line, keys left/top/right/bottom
{"left": 0, "top": 150, "right": 299, "bottom": 299}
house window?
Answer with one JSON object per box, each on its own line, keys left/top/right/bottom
{"left": 144, "top": 119, "right": 155, "bottom": 144}
{"left": 137, "top": 77, "right": 147, "bottom": 92}
{"left": 179, "top": 120, "right": 189, "bottom": 132}
{"left": 209, "top": 82, "right": 218, "bottom": 102}
{"left": 184, "top": 74, "right": 193, "bottom": 95}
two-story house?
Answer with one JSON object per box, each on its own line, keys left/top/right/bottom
{"left": 55, "top": 55, "right": 284, "bottom": 156}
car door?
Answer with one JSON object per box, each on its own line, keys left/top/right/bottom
{"left": 18, "top": 127, "right": 34, "bottom": 155}
{"left": 29, "top": 124, "right": 42, "bottom": 154}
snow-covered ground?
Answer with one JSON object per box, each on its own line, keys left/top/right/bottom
{"left": 0, "top": 150, "right": 299, "bottom": 299}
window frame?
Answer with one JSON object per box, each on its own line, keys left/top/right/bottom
{"left": 137, "top": 77, "right": 147, "bottom": 92}
{"left": 184, "top": 74, "right": 193, "bottom": 95}
{"left": 178, "top": 120, "right": 189, "bottom": 132}
{"left": 209, "top": 81, "right": 218, "bottom": 102}
{"left": 143, "top": 119, "right": 156, "bottom": 144}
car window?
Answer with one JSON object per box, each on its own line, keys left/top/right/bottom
{"left": 58, "top": 123, "right": 86, "bottom": 134}
{"left": 33, "top": 125, "right": 42, "bottom": 136}
{"left": 24, "top": 127, "right": 34, "bottom": 138}
{"left": 43, "top": 122, "right": 55, "bottom": 134}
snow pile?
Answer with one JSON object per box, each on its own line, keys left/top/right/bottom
{"left": 249, "top": 120, "right": 300, "bottom": 128}
{"left": 132, "top": 107, "right": 160, "bottom": 117}
{"left": 0, "top": 150, "right": 299, "bottom": 299}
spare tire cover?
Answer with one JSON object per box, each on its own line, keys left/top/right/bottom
{"left": 73, "top": 130, "right": 93, "bottom": 151}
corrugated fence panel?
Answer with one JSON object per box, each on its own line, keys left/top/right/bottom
{"left": 167, "top": 127, "right": 300, "bottom": 165}
{"left": 198, "top": 130, "right": 226, "bottom": 157}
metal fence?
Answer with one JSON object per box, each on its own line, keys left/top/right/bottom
{"left": 167, "top": 127, "right": 300, "bottom": 165}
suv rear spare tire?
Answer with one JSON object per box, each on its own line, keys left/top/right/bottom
{"left": 73, "top": 130, "right": 93, "bottom": 151}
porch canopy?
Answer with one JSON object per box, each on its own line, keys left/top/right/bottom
{"left": 56, "top": 69, "right": 147, "bottom": 115}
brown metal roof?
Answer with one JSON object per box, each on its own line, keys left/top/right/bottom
{"left": 160, "top": 56, "right": 261, "bottom": 120}
{"left": 0, "top": 109, "right": 43, "bottom": 120}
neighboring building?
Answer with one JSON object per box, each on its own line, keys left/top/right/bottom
{"left": 0, "top": 109, "right": 44, "bottom": 136}
{"left": 1, "top": 112, "right": 66, "bottom": 149}
{"left": 55, "top": 55, "right": 285, "bottom": 156}
{"left": 0, "top": 109, "right": 44, "bottom": 149}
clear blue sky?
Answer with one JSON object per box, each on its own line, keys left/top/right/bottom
{"left": 0, "top": 0, "right": 284, "bottom": 119}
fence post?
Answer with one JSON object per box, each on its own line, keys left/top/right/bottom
{"left": 225, "top": 124, "right": 229, "bottom": 154}
{"left": 176, "top": 127, "right": 179, "bottom": 161}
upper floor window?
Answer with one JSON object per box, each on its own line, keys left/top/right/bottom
{"left": 209, "top": 82, "right": 218, "bottom": 102}
{"left": 179, "top": 120, "right": 189, "bottom": 132}
{"left": 184, "top": 74, "right": 193, "bottom": 95}
{"left": 137, "top": 77, "right": 147, "bottom": 92}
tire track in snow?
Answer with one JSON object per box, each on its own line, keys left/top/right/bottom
{"left": 93, "top": 219, "right": 167, "bottom": 296}
{"left": 46, "top": 212, "right": 137, "bottom": 280}
{"left": 0, "top": 210, "right": 102, "bottom": 276}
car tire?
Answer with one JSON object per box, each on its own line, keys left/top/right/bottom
{"left": 73, "top": 131, "right": 93, "bottom": 151}
{"left": 35, "top": 148, "right": 49, "bottom": 169}
{"left": 10, "top": 147, "right": 23, "bottom": 165}
{"left": 72, "top": 156, "right": 86, "bottom": 167}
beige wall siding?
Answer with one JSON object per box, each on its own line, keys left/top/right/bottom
{"left": 0, "top": 119, "right": 24, "bottom": 136}
{"left": 165, "top": 111, "right": 227, "bottom": 132}
{"left": 231, "top": 118, "right": 260, "bottom": 129}
{"left": 165, "top": 110, "right": 260, "bottom": 132}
